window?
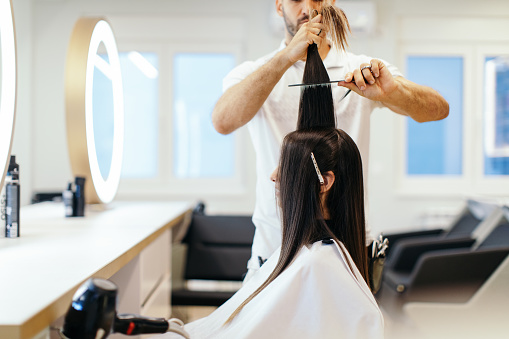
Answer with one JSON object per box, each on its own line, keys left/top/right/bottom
{"left": 112, "top": 47, "right": 243, "bottom": 196}
{"left": 484, "top": 56, "right": 509, "bottom": 176}
{"left": 172, "top": 53, "right": 236, "bottom": 178}
{"left": 105, "top": 16, "right": 247, "bottom": 199}
{"left": 406, "top": 56, "right": 463, "bottom": 176}
{"left": 119, "top": 51, "right": 159, "bottom": 179}
{"left": 397, "top": 40, "right": 509, "bottom": 197}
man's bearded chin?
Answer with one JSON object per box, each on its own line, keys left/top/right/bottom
{"left": 282, "top": 8, "right": 308, "bottom": 37}
{"left": 283, "top": 17, "right": 297, "bottom": 37}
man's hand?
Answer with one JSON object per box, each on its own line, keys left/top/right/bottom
{"left": 212, "top": 13, "right": 330, "bottom": 135}
{"left": 339, "top": 59, "right": 397, "bottom": 102}
{"left": 282, "top": 14, "right": 326, "bottom": 64}
{"left": 338, "top": 59, "right": 449, "bottom": 122}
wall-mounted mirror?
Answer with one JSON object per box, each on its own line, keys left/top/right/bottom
{"left": 65, "top": 17, "right": 124, "bottom": 204}
{"left": 0, "top": 0, "right": 17, "bottom": 190}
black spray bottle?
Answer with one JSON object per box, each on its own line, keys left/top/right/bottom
{"left": 5, "top": 156, "right": 20, "bottom": 238}
{"left": 64, "top": 177, "right": 86, "bottom": 217}
{"left": 0, "top": 165, "right": 7, "bottom": 238}
{"left": 63, "top": 182, "right": 74, "bottom": 217}
{"left": 73, "top": 177, "right": 85, "bottom": 217}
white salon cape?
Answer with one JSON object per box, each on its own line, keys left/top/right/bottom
{"left": 157, "top": 240, "right": 384, "bottom": 339}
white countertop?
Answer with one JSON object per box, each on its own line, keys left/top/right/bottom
{"left": 0, "top": 200, "right": 193, "bottom": 339}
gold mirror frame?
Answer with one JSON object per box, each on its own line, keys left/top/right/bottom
{"left": 65, "top": 17, "right": 124, "bottom": 204}
{"left": 0, "top": 0, "right": 17, "bottom": 191}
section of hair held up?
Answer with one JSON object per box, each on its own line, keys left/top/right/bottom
{"left": 296, "top": 41, "right": 336, "bottom": 130}
{"left": 311, "top": 4, "right": 351, "bottom": 52}
{"left": 321, "top": 5, "right": 351, "bottom": 52}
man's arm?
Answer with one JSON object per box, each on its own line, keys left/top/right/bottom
{"left": 212, "top": 52, "right": 293, "bottom": 135}
{"left": 212, "top": 15, "right": 326, "bottom": 135}
{"left": 381, "top": 77, "right": 449, "bottom": 123}
{"left": 339, "top": 59, "right": 449, "bottom": 123}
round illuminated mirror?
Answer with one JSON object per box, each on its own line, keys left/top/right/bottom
{"left": 0, "top": 0, "right": 17, "bottom": 190}
{"left": 65, "top": 17, "right": 124, "bottom": 204}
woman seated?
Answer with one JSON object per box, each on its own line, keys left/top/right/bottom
{"left": 159, "top": 127, "right": 384, "bottom": 339}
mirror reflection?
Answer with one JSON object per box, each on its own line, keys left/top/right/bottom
{"left": 93, "top": 41, "right": 114, "bottom": 181}
{"left": 0, "top": 0, "right": 16, "bottom": 191}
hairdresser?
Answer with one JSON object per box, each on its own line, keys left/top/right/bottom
{"left": 211, "top": 0, "right": 449, "bottom": 283}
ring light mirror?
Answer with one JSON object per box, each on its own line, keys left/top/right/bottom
{"left": 65, "top": 17, "right": 124, "bottom": 204}
{"left": 0, "top": 0, "right": 17, "bottom": 191}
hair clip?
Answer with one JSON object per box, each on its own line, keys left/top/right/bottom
{"left": 310, "top": 152, "right": 324, "bottom": 185}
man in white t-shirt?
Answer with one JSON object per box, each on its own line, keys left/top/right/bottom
{"left": 211, "top": 0, "right": 449, "bottom": 281}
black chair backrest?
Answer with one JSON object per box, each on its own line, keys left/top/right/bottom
{"left": 445, "top": 209, "right": 482, "bottom": 238}
{"left": 183, "top": 214, "right": 255, "bottom": 281}
{"left": 478, "top": 222, "right": 509, "bottom": 249}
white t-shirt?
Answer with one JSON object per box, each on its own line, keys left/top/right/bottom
{"left": 156, "top": 240, "right": 384, "bottom": 339}
{"left": 223, "top": 41, "right": 403, "bottom": 270}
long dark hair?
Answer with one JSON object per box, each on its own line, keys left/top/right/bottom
{"left": 297, "top": 41, "right": 336, "bottom": 129}
{"left": 226, "top": 128, "right": 368, "bottom": 323}
{"left": 297, "top": 6, "right": 351, "bottom": 130}
{"left": 277, "top": 127, "right": 367, "bottom": 281}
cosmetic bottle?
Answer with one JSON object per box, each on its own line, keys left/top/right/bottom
{"left": 0, "top": 171, "right": 7, "bottom": 238}
{"left": 73, "top": 177, "right": 85, "bottom": 217}
{"left": 63, "top": 182, "right": 74, "bottom": 217}
{"left": 5, "top": 155, "right": 20, "bottom": 238}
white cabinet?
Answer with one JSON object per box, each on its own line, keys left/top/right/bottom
{"left": 109, "top": 229, "right": 172, "bottom": 339}
{"left": 0, "top": 201, "right": 193, "bottom": 339}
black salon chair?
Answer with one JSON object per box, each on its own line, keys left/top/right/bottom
{"left": 379, "top": 207, "right": 509, "bottom": 305}
{"left": 383, "top": 201, "right": 499, "bottom": 276}
{"left": 171, "top": 208, "right": 255, "bottom": 307}
{"left": 31, "top": 191, "right": 64, "bottom": 204}
{"left": 383, "top": 199, "right": 495, "bottom": 258}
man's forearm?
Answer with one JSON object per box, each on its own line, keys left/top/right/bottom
{"left": 212, "top": 51, "right": 294, "bottom": 135}
{"left": 382, "top": 77, "right": 449, "bottom": 123}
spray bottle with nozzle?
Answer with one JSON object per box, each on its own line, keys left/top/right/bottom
{"left": 63, "top": 177, "right": 86, "bottom": 217}
{"left": 5, "top": 155, "right": 20, "bottom": 238}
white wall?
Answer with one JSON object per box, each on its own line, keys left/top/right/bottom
{"left": 10, "top": 0, "right": 509, "bottom": 233}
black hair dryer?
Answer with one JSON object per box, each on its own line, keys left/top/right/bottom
{"left": 60, "top": 278, "right": 190, "bottom": 339}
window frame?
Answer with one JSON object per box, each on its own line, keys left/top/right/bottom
{"left": 474, "top": 44, "right": 509, "bottom": 195}
{"left": 395, "top": 16, "right": 509, "bottom": 198}
{"left": 396, "top": 43, "right": 509, "bottom": 197}
{"left": 108, "top": 16, "right": 249, "bottom": 199}
{"left": 396, "top": 43, "right": 473, "bottom": 197}
{"left": 166, "top": 42, "right": 246, "bottom": 195}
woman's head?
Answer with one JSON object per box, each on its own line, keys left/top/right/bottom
{"left": 275, "top": 127, "right": 367, "bottom": 279}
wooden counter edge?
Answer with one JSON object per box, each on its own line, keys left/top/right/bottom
{"left": 1, "top": 207, "right": 192, "bottom": 339}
